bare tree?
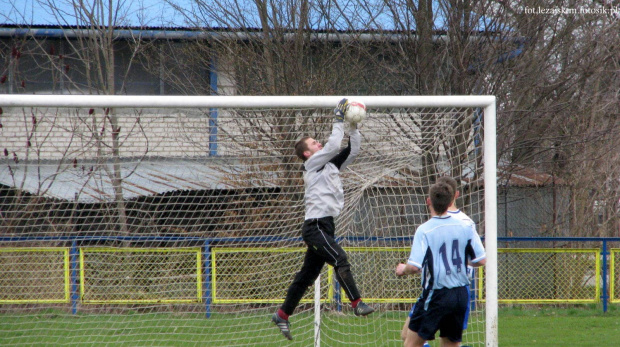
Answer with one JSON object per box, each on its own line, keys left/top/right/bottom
{"left": 1, "top": 0, "right": 156, "bottom": 235}
{"left": 488, "top": 1, "right": 620, "bottom": 236}
{"left": 149, "top": 0, "right": 619, "bottom": 236}
{"left": 2, "top": 0, "right": 619, "bottom": 237}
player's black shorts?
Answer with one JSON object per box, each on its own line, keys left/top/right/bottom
{"left": 408, "top": 286, "right": 469, "bottom": 342}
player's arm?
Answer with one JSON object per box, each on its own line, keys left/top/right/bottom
{"left": 303, "top": 100, "right": 347, "bottom": 172}
{"left": 396, "top": 228, "right": 426, "bottom": 276}
{"left": 468, "top": 258, "right": 486, "bottom": 267}
{"left": 328, "top": 126, "right": 360, "bottom": 170}
{"left": 466, "top": 225, "right": 487, "bottom": 267}
{"left": 337, "top": 124, "right": 360, "bottom": 171}
{"left": 395, "top": 263, "right": 421, "bottom": 276}
{"left": 304, "top": 122, "right": 345, "bottom": 172}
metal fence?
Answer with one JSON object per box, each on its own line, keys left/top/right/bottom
{"left": 496, "top": 237, "right": 620, "bottom": 312}
{"left": 2, "top": 236, "right": 620, "bottom": 315}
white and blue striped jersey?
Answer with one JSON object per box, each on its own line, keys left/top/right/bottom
{"left": 407, "top": 215, "right": 485, "bottom": 290}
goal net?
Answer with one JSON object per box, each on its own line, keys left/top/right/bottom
{"left": 0, "top": 95, "right": 497, "bottom": 346}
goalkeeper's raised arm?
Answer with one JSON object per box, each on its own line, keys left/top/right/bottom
{"left": 337, "top": 122, "right": 361, "bottom": 171}
{"left": 301, "top": 98, "right": 360, "bottom": 172}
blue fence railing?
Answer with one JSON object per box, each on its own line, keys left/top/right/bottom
{"left": 2, "top": 236, "right": 620, "bottom": 314}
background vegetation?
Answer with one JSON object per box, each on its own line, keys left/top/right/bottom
{"left": 2, "top": 0, "right": 618, "bottom": 237}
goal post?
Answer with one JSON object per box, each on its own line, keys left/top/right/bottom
{"left": 0, "top": 94, "right": 497, "bottom": 347}
{"left": 482, "top": 97, "right": 498, "bottom": 347}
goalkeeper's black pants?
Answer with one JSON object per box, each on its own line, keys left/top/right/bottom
{"left": 281, "top": 216, "right": 361, "bottom": 316}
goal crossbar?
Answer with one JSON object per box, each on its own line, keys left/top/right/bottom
{"left": 0, "top": 94, "right": 496, "bottom": 109}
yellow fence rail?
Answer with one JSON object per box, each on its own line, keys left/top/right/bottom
{"left": 3, "top": 246, "right": 620, "bottom": 305}
{"left": 610, "top": 249, "right": 620, "bottom": 303}
{"left": 211, "top": 247, "right": 421, "bottom": 304}
{"left": 80, "top": 247, "right": 202, "bottom": 304}
{"left": 479, "top": 248, "right": 600, "bottom": 304}
{"left": 211, "top": 247, "right": 333, "bottom": 304}
{"left": 0, "top": 247, "right": 70, "bottom": 304}
{"left": 338, "top": 247, "right": 421, "bottom": 303}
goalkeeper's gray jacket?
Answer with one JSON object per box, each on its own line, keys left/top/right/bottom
{"left": 303, "top": 122, "right": 361, "bottom": 220}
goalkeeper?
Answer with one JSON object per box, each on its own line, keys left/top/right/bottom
{"left": 272, "top": 98, "right": 374, "bottom": 341}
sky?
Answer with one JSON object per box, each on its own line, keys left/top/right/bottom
{"left": 0, "top": 0, "right": 501, "bottom": 32}
{"left": 0, "top": 0, "right": 193, "bottom": 27}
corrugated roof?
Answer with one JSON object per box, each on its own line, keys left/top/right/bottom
{"left": 1, "top": 157, "right": 558, "bottom": 203}
{"left": 0, "top": 23, "right": 452, "bottom": 35}
{"left": 0, "top": 158, "right": 275, "bottom": 203}
{"left": 498, "top": 164, "right": 565, "bottom": 187}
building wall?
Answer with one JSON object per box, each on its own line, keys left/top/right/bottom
{"left": 498, "top": 186, "right": 571, "bottom": 237}
{"left": 0, "top": 110, "right": 213, "bottom": 160}
{"left": 0, "top": 38, "right": 234, "bottom": 96}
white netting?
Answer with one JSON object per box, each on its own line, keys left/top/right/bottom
{"left": 0, "top": 96, "right": 493, "bottom": 346}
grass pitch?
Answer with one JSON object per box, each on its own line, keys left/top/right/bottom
{"left": 498, "top": 306, "right": 620, "bottom": 346}
{"left": 0, "top": 310, "right": 406, "bottom": 346}
{"left": 1, "top": 307, "right": 619, "bottom": 346}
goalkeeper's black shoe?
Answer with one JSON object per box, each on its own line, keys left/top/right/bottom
{"left": 272, "top": 312, "right": 293, "bottom": 340}
{"left": 353, "top": 301, "right": 375, "bottom": 316}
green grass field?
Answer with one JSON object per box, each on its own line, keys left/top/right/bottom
{"left": 498, "top": 306, "right": 620, "bottom": 346}
{"left": 1, "top": 307, "right": 619, "bottom": 346}
{"left": 0, "top": 310, "right": 406, "bottom": 346}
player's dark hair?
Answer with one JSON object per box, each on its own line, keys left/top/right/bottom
{"left": 295, "top": 136, "right": 312, "bottom": 161}
{"left": 429, "top": 182, "right": 454, "bottom": 214}
{"left": 436, "top": 176, "right": 458, "bottom": 199}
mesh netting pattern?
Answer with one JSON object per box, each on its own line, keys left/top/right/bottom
{"left": 0, "top": 101, "right": 488, "bottom": 346}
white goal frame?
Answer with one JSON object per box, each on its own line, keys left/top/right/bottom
{"left": 0, "top": 94, "right": 498, "bottom": 347}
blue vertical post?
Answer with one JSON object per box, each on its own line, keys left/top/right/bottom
{"left": 208, "top": 58, "right": 218, "bottom": 157}
{"left": 204, "top": 240, "right": 212, "bottom": 318}
{"left": 70, "top": 241, "right": 79, "bottom": 315}
{"left": 602, "top": 240, "right": 608, "bottom": 313}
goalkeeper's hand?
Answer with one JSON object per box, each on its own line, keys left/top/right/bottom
{"left": 334, "top": 98, "right": 348, "bottom": 123}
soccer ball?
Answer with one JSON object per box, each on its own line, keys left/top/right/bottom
{"left": 345, "top": 99, "right": 366, "bottom": 124}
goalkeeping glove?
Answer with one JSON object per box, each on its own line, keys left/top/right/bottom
{"left": 334, "top": 98, "right": 348, "bottom": 123}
